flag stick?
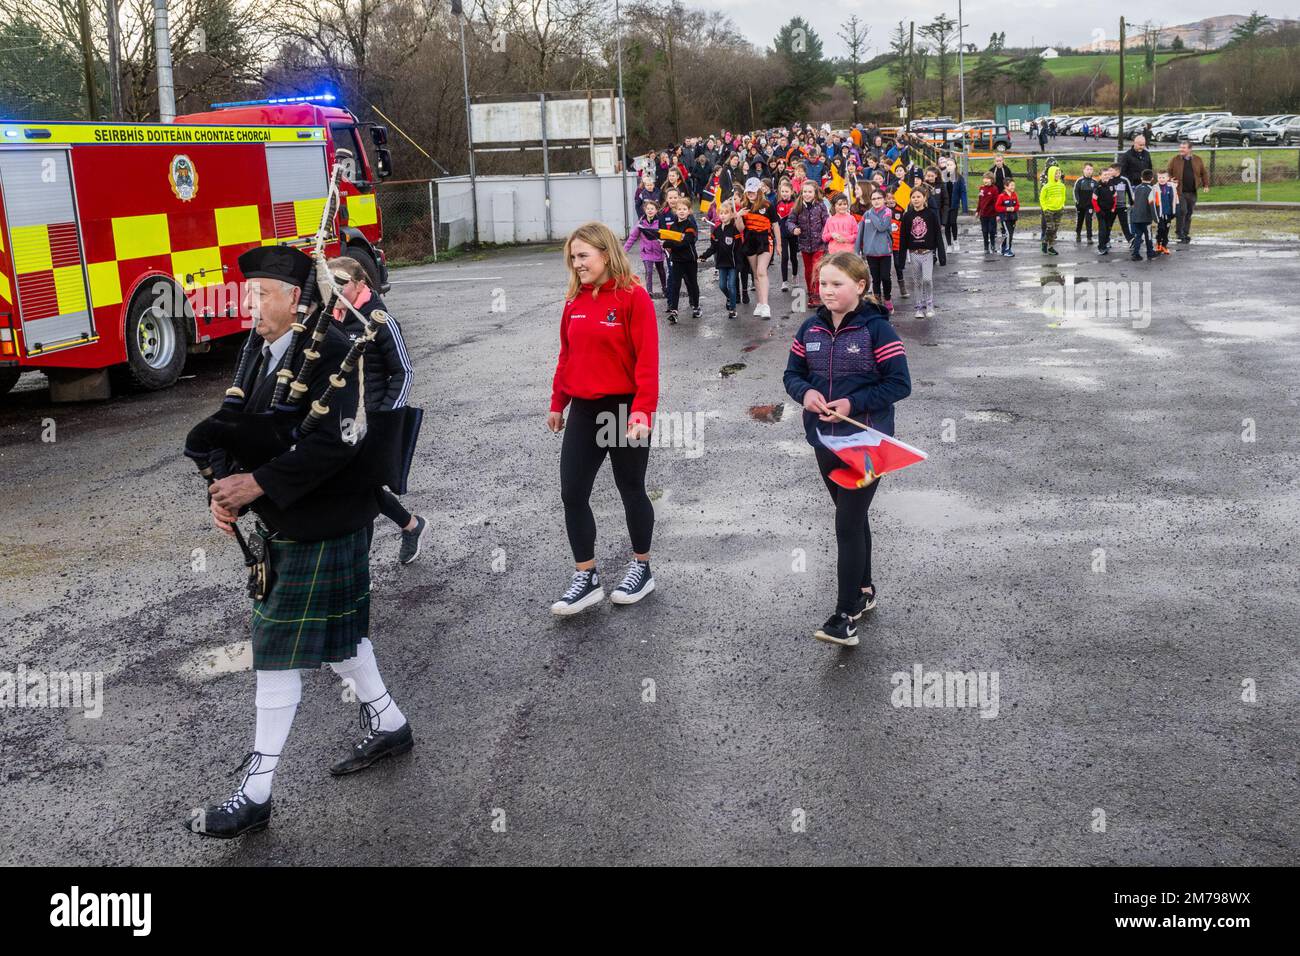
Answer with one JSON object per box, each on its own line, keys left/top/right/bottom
{"left": 823, "top": 407, "right": 871, "bottom": 430}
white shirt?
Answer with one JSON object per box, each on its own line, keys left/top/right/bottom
{"left": 262, "top": 330, "right": 294, "bottom": 376}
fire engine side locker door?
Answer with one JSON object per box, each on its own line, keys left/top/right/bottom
{"left": 265, "top": 143, "right": 329, "bottom": 242}
{"left": 0, "top": 148, "right": 95, "bottom": 355}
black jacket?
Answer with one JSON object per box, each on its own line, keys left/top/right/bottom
{"left": 335, "top": 292, "right": 414, "bottom": 413}
{"left": 246, "top": 322, "right": 380, "bottom": 541}
{"left": 1118, "top": 148, "right": 1152, "bottom": 194}
{"left": 699, "top": 221, "right": 745, "bottom": 269}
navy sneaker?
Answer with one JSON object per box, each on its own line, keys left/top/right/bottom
{"left": 849, "top": 586, "right": 878, "bottom": 620}
{"left": 814, "top": 611, "right": 859, "bottom": 647}
{"left": 610, "top": 560, "right": 655, "bottom": 605}
{"left": 551, "top": 568, "right": 604, "bottom": 616}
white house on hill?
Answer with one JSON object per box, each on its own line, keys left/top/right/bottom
{"left": 1041, "top": 47, "right": 1059, "bottom": 58}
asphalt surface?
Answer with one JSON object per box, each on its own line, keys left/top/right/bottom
{"left": 2, "top": 220, "right": 1298, "bottom": 865}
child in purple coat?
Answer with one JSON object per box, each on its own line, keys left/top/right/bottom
{"left": 625, "top": 199, "right": 668, "bottom": 298}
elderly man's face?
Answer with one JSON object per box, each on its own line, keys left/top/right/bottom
{"left": 1179, "top": 141, "right": 1191, "bottom": 156}
{"left": 243, "top": 278, "right": 300, "bottom": 341}
{"left": 1134, "top": 135, "right": 1147, "bottom": 150}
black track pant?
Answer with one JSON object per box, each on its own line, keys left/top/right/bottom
{"left": 780, "top": 234, "right": 798, "bottom": 281}
{"left": 1075, "top": 205, "right": 1093, "bottom": 240}
{"left": 376, "top": 488, "right": 412, "bottom": 528}
{"left": 866, "top": 254, "right": 892, "bottom": 301}
{"left": 666, "top": 258, "right": 699, "bottom": 311}
{"left": 815, "top": 446, "right": 882, "bottom": 614}
{"left": 560, "top": 395, "right": 654, "bottom": 563}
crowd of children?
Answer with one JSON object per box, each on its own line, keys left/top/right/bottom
{"left": 624, "top": 122, "right": 1188, "bottom": 333}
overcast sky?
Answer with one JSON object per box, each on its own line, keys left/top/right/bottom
{"left": 692, "top": 1, "right": 1288, "bottom": 58}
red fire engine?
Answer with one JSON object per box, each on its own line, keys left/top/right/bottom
{"left": 0, "top": 94, "right": 391, "bottom": 401}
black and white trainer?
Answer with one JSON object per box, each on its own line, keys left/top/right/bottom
{"left": 609, "top": 560, "right": 655, "bottom": 605}
{"left": 551, "top": 568, "right": 604, "bottom": 616}
{"left": 849, "top": 586, "right": 878, "bottom": 620}
{"left": 813, "top": 611, "right": 859, "bottom": 647}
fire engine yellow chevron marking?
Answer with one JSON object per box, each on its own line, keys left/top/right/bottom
{"left": 112, "top": 214, "right": 171, "bottom": 260}
{"left": 172, "top": 246, "right": 223, "bottom": 288}
{"left": 86, "top": 260, "right": 122, "bottom": 307}
{"left": 52, "top": 265, "right": 88, "bottom": 314}
{"left": 347, "top": 194, "right": 377, "bottom": 227}
{"left": 215, "top": 205, "right": 262, "bottom": 247}
{"left": 293, "top": 198, "right": 327, "bottom": 237}
{"left": 0, "top": 270, "right": 11, "bottom": 304}
{"left": 10, "top": 224, "right": 52, "bottom": 274}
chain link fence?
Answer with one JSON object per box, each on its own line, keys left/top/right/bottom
{"left": 374, "top": 179, "right": 442, "bottom": 265}
{"left": 955, "top": 147, "right": 1300, "bottom": 206}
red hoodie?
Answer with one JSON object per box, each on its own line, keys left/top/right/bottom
{"left": 550, "top": 278, "right": 659, "bottom": 424}
{"left": 976, "top": 183, "right": 999, "bottom": 218}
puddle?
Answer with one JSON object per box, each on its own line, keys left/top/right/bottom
{"left": 179, "top": 641, "right": 252, "bottom": 681}
{"left": 748, "top": 403, "right": 785, "bottom": 423}
{"left": 740, "top": 334, "right": 774, "bottom": 353}
{"left": 720, "top": 362, "right": 747, "bottom": 377}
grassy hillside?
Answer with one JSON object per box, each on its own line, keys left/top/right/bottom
{"left": 838, "top": 50, "right": 1221, "bottom": 102}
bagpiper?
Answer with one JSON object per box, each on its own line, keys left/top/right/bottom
{"left": 185, "top": 245, "right": 414, "bottom": 839}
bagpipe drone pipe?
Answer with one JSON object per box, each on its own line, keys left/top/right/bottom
{"left": 183, "top": 148, "right": 422, "bottom": 542}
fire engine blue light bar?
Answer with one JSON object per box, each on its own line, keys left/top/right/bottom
{"left": 210, "top": 93, "right": 337, "bottom": 109}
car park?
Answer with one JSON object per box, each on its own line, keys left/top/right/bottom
{"left": 1281, "top": 118, "right": 1300, "bottom": 146}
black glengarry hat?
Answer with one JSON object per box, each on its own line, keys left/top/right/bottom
{"left": 238, "top": 245, "right": 313, "bottom": 288}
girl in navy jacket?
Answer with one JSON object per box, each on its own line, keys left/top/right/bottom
{"left": 783, "top": 252, "right": 912, "bottom": 646}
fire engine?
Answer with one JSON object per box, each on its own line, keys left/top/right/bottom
{"left": 0, "top": 94, "right": 391, "bottom": 401}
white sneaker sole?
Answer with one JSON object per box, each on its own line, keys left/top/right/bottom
{"left": 610, "top": 577, "right": 655, "bottom": 605}
{"left": 814, "top": 629, "right": 859, "bottom": 647}
{"left": 551, "top": 587, "right": 605, "bottom": 616}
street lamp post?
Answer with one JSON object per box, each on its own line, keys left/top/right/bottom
{"left": 455, "top": 6, "right": 479, "bottom": 244}
{"left": 957, "top": 0, "right": 966, "bottom": 126}
{"left": 615, "top": 0, "right": 628, "bottom": 235}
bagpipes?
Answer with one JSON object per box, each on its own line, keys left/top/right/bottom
{"left": 184, "top": 149, "right": 422, "bottom": 594}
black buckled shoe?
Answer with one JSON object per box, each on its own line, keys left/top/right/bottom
{"left": 184, "top": 752, "right": 275, "bottom": 838}
{"left": 329, "top": 698, "right": 414, "bottom": 776}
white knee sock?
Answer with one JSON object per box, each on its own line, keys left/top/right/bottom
{"left": 246, "top": 670, "right": 303, "bottom": 803}
{"left": 329, "top": 638, "right": 407, "bottom": 733}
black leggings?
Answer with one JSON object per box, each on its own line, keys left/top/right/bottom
{"left": 560, "top": 395, "right": 654, "bottom": 563}
{"left": 866, "top": 255, "right": 892, "bottom": 300}
{"left": 376, "top": 487, "right": 411, "bottom": 528}
{"left": 1075, "top": 206, "right": 1093, "bottom": 240}
{"left": 892, "top": 248, "right": 907, "bottom": 280}
{"left": 815, "top": 446, "right": 881, "bottom": 614}
{"left": 780, "top": 233, "right": 798, "bottom": 281}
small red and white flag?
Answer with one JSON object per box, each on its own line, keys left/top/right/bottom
{"left": 818, "top": 426, "right": 927, "bottom": 489}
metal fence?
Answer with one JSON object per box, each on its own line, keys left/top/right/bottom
{"left": 952, "top": 147, "right": 1300, "bottom": 207}
{"left": 375, "top": 179, "right": 442, "bottom": 264}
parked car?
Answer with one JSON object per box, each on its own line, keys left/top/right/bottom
{"left": 1260, "top": 114, "right": 1297, "bottom": 130}
{"left": 1154, "top": 118, "right": 1197, "bottom": 142}
{"left": 1180, "top": 121, "right": 1218, "bottom": 145}
{"left": 1281, "top": 118, "right": 1300, "bottom": 146}
{"left": 1205, "top": 118, "right": 1282, "bottom": 147}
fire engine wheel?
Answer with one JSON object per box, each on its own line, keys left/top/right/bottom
{"left": 124, "top": 290, "right": 187, "bottom": 390}
{"left": 0, "top": 366, "right": 19, "bottom": 396}
{"left": 346, "top": 245, "right": 382, "bottom": 290}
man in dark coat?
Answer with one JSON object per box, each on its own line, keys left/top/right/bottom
{"left": 187, "top": 246, "right": 415, "bottom": 839}
{"left": 1118, "top": 135, "right": 1154, "bottom": 194}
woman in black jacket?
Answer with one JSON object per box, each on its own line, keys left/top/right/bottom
{"left": 328, "top": 256, "right": 427, "bottom": 564}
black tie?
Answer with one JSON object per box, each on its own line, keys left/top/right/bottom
{"left": 262, "top": 345, "right": 274, "bottom": 376}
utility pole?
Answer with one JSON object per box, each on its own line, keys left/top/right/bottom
{"left": 450, "top": 1, "right": 478, "bottom": 244}
{"left": 957, "top": 0, "right": 966, "bottom": 126}
{"left": 614, "top": 0, "right": 628, "bottom": 235}
{"left": 105, "top": 0, "right": 123, "bottom": 120}
{"left": 907, "top": 21, "right": 915, "bottom": 132}
{"left": 153, "top": 0, "right": 176, "bottom": 121}
{"left": 1117, "top": 17, "right": 1126, "bottom": 151}
{"left": 76, "top": 0, "right": 99, "bottom": 120}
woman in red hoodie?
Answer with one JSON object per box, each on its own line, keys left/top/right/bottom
{"left": 548, "top": 222, "right": 660, "bottom": 615}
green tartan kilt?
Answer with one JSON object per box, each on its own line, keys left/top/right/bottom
{"left": 250, "top": 526, "right": 371, "bottom": 670}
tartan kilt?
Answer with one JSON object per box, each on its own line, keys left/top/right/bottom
{"left": 250, "top": 527, "right": 371, "bottom": 670}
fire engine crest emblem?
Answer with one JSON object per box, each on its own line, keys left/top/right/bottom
{"left": 169, "top": 155, "right": 198, "bottom": 201}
